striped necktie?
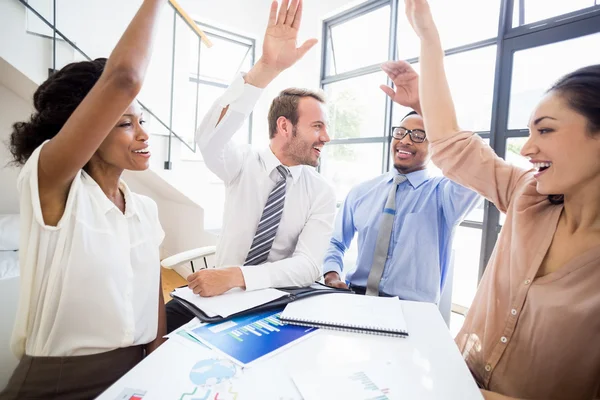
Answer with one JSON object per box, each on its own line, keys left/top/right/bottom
{"left": 244, "top": 165, "right": 290, "bottom": 266}
{"left": 365, "top": 174, "right": 407, "bottom": 296}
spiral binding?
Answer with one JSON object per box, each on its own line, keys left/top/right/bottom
{"left": 280, "top": 317, "right": 408, "bottom": 338}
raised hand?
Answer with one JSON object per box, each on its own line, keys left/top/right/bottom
{"left": 245, "top": 0, "right": 317, "bottom": 88}
{"left": 404, "top": 0, "right": 437, "bottom": 39}
{"left": 380, "top": 60, "right": 420, "bottom": 111}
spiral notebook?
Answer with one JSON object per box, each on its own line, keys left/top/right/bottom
{"left": 280, "top": 293, "right": 408, "bottom": 337}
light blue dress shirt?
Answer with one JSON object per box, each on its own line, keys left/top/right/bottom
{"left": 323, "top": 169, "right": 481, "bottom": 303}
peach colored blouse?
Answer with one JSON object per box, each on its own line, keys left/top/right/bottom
{"left": 431, "top": 131, "right": 600, "bottom": 400}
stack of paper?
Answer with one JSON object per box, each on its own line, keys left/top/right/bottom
{"left": 171, "top": 287, "right": 288, "bottom": 317}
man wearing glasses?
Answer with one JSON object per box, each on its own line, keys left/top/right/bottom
{"left": 322, "top": 60, "right": 480, "bottom": 303}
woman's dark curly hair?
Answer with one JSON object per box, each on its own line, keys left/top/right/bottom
{"left": 9, "top": 58, "right": 107, "bottom": 165}
{"left": 544, "top": 64, "right": 600, "bottom": 204}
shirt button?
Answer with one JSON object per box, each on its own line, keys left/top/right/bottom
{"left": 511, "top": 309, "right": 517, "bottom": 316}
{"left": 524, "top": 279, "right": 531, "bottom": 285}
{"left": 485, "top": 364, "right": 492, "bottom": 372}
{"left": 500, "top": 336, "right": 508, "bottom": 343}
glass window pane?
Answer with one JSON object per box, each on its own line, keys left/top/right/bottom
{"left": 326, "top": 5, "right": 390, "bottom": 76}
{"left": 508, "top": 33, "right": 600, "bottom": 129}
{"left": 171, "top": 80, "right": 198, "bottom": 145}
{"left": 445, "top": 46, "right": 497, "bottom": 132}
{"left": 197, "top": 84, "right": 225, "bottom": 125}
{"left": 505, "top": 137, "right": 532, "bottom": 170}
{"left": 320, "top": 143, "right": 384, "bottom": 203}
{"left": 396, "top": 0, "right": 501, "bottom": 59}
{"left": 200, "top": 36, "right": 252, "bottom": 83}
{"left": 512, "top": 0, "right": 521, "bottom": 28}
{"left": 189, "top": 36, "right": 201, "bottom": 76}
{"left": 523, "top": 0, "right": 595, "bottom": 25}
{"left": 324, "top": 72, "right": 388, "bottom": 139}
{"left": 392, "top": 47, "right": 496, "bottom": 132}
{"left": 180, "top": 83, "right": 249, "bottom": 162}
{"left": 498, "top": 137, "right": 533, "bottom": 225}
{"left": 463, "top": 138, "right": 489, "bottom": 223}
{"left": 451, "top": 226, "right": 482, "bottom": 309}
{"left": 391, "top": 63, "right": 420, "bottom": 126}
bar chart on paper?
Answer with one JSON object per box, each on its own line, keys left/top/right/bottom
{"left": 227, "top": 314, "right": 284, "bottom": 342}
{"left": 190, "top": 310, "right": 317, "bottom": 366}
{"left": 349, "top": 371, "right": 391, "bottom": 399}
{"left": 292, "top": 367, "right": 394, "bottom": 400}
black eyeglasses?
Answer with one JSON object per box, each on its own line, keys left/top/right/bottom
{"left": 391, "top": 127, "right": 427, "bottom": 143}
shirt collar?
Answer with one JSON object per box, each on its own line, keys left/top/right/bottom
{"left": 258, "top": 147, "right": 303, "bottom": 183}
{"left": 81, "top": 170, "right": 139, "bottom": 219}
{"left": 386, "top": 168, "right": 431, "bottom": 189}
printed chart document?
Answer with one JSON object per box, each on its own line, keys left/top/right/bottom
{"left": 292, "top": 361, "right": 401, "bottom": 400}
{"left": 97, "top": 337, "right": 243, "bottom": 400}
{"left": 189, "top": 309, "right": 318, "bottom": 367}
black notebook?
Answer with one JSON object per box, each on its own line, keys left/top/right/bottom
{"left": 280, "top": 293, "right": 409, "bottom": 337}
{"left": 171, "top": 282, "right": 353, "bottom": 323}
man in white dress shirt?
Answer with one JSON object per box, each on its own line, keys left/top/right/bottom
{"left": 165, "top": 0, "right": 336, "bottom": 332}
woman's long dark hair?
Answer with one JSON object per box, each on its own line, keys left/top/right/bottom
{"left": 545, "top": 64, "right": 600, "bottom": 204}
{"left": 9, "top": 58, "right": 107, "bottom": 165}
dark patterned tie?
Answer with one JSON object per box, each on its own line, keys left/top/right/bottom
{"left": 244, "top": 165, "right": 289, "bottom": 265}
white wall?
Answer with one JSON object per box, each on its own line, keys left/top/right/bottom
{"left": 0, "top": 58, "right": 37, "bottom": 214}
{"left": 0, "top": 86, "right": 26, "bottom": 214}
{"left": 0, "top": 0, "right": 53, "bottom": 85}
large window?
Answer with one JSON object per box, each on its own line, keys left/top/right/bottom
{"left": 190, "top": 23, "right": 254, "bottom": 147}
{"left": 512, "top": 0, "right": 597, "bottom": 27}
{"left": 321, "top": 0, "right": 600, "bottom": 320}
{"left": 174, "top": 23, "right": 254, "bottom": 165}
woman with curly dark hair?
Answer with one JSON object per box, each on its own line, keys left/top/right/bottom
{"left": 0, "top": 1, "right": 168, "bottom": 399}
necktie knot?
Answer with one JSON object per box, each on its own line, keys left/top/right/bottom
{"left": 276, "top": 165, "right": 289, "bottom": 180}
{"left": 394, "top": 174, "right": 407, "bottom": 185}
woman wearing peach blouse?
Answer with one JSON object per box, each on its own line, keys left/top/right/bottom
{"left": 380, "top": 0, "right": 600, "bottom": 399}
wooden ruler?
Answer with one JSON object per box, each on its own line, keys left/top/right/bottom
{"left": 169, "top": 0, "right": 213, "bottom": 48}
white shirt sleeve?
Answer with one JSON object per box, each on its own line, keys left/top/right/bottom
{"left": 240, "top": 183, "right": 337, "bottom": 291}
{"left": 195, "top": 73, "right": 263, "bottom": 185}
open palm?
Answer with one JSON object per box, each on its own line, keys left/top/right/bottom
{"left": 380, "top": 60, "right": 420, "bottom": 108}
{"left": 261, "top": 0, "right": 317, "bottom": 73}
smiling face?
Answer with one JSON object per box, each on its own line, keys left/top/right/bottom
{"left": 90, "top": 101, "right": 151, "bottom": 171}
{"left": 521, "top": 91, "right": 600, "bottom": 197}
{"left": 280, "top": 97, "right": 330, "bottom": 167}
{"left": 391, "top": 114, "right": 430, "bottom": 174}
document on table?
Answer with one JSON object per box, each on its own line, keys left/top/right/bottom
{"left": 189, "top": 309, "right": 318, "bottom": 367}
{"left": 171, "top": 286, "right": 289, "bottom": 317}
{"left": 292, "top": 361, "right": 401, "bottom": 400}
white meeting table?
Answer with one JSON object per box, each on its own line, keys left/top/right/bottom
{"left": 98, "top": 300, "right": 482, "bottom": 400}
